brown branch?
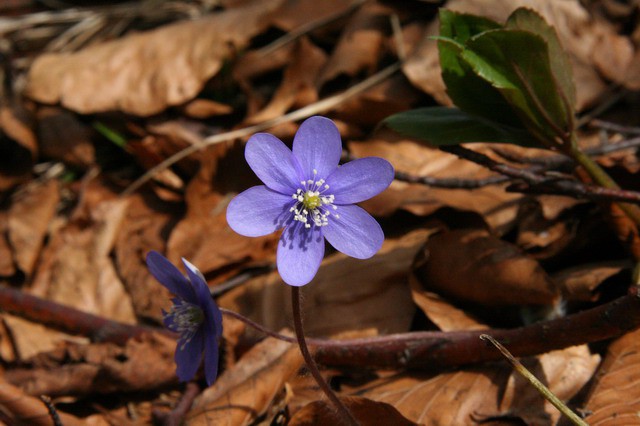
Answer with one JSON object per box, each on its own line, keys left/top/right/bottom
{"left": 0, "top": 285, "right": 169, "bottom": 345}
{"left": 3, "top": 285, "right": 640, "bottom": 373}
{"left": 314, "top": 288, "right": 640, "bottom": 370}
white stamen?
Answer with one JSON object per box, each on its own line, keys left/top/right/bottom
{"left": 290, "top": 170, "right": 339, "bottom": 228}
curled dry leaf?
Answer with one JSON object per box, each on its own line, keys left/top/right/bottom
{"left": 244, "top": 37, "right": 326, "bottom": 125}
{"left": 289, "top": 396, "right": 418, "bottom": 426}
{"left": 5, "top": 332, "right": 176, "bottom": 397}
{"left": 187, "top": 333, "right": 303, "bottom": 425}
{"left": 317, "top": 2, "right": 390, "bottom": 86}
{"left": 114, "top": 193, "right": 182, "bottom": 321}
{"left": 25, "top": 0, "right": 285, "bottom": 116}
{"left": 0, "top": 104, "right": 36, "bottom": 191}
{"left": 0, "top": 377, "right": 97, "bottom": 426}
{"left": 552, "top": 261, "right": 628, "bottom": 302}
{"left": 583, "top": 328, "right": 640, "bottom": 424}
{"left": 352, "top": 345, "right": 597, "bottom": 425}
{"left": 415, "top": 228, "right": 560, "bottom": 306}
{"left": 8, "top": 179, "right": 60, "bottom": 277}
{"left": 29, "top": 198, "right": 136, "bottom": 325}
{"left": 409, "top": 274, "right": 488, "bottom": 332}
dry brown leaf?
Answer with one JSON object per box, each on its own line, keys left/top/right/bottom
{"left": 318, "top": 2, "right": 390, "bottom": 86}
{"left": 0, "top": 211, "right": 14, "bottom": 277}
{"left": 30, "top": 198, "right": 136, "bottom": 324}
{"left": 553, "top": 261, "right": 627, "bottom": 302}
{"left": 353, "top": 345, "right": 597, "bottom": 425}
{"left": 25, "top": 0, "right": 285, "bottom": 116}
{"left": 36, "top": 107, "right": 95, "bottom": 169}
{"left": 0, "top": 376, "right": 99, "bottom": 426}
{"left": 498, "top": 345, "right": 599, "bottom": 425}
{"left": 402, "top": 0, "right": 627, "bottom": 111}
{"left": 355, "top": 368, "right": 507, "bottom": 424}
{"left": 187, "top": 333, "right": 303, "bottom": 425}
{"left": 289, "top": 396, "right": 418, "bottom": 426}
{"left": 349, "top": 134, "right": 523, "bottom": 231}
{"left": 181, "top": 99, "right": 233, "bottom": 119}
{"left": 8, "top": 179, "right": 60, "bottom": 277}
{"left": 114, "top": 193, "right": 181, "bottom": 321}
{"left": 0, "top": 104, "right": 36, "bottom": 191}
{"left": 219, "top": 228, "right": 429, "bottom": 338}
{"left": 6, "top": 332, "right": 176, "bottom": 397}
{"left": 414, "top": 228, "right": 560, "bottom": 307}
{"left": 583, "top": 328, "right": 640, "bottom": 424}
{"left": 409, "top": 274, "right": 488, "bottom": 332}
{"left": 245, "top": 37, "right": 326, "bottom": 124}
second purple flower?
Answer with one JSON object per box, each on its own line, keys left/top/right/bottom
{"left": 226, "top": 116, "right": 394, "bottom": 286}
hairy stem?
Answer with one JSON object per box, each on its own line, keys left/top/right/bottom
{"left": 291, "top": 287, "right": 359, "bottom": 426}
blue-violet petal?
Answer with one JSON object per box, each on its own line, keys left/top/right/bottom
{"left": 323, "top": 204, "right": 384, "bottom": 259}
{"left": 146, "top": 251, "right": 196, "bottom": 302}
{"left": 226, "top": 185, "right": 294, "bottom": 237}
{"left": 326, "top": 157, "right": 394, "bottom": 205}
{"left": 293, "top": 116, "right": 342, "bottom": 180}
{"left": 245, "top": 133, "right": 302, "bottom": 194}
{"left": 277, "top": 223, "right": 325, "bottom": 286}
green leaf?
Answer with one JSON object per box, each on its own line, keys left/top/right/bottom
{"left": 460, "top": 29, "right": 573, "bottom": 144}
{"left": 438, "top": 10, "right": 525, "bottom": 128}
{"left": 383, "top": 107, "right": 538, "bottom": 147}
{"left": 505, "top": 8, "right": 575, "bottom": 110}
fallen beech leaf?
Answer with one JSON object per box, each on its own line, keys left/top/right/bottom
{"left": 181, "top": 99, "right": 233, "bottom": 119}
{"left": 353, "top": 345, "right": 597, "bottom": 425}
{"left": 245, "top": 37, "right": 326, "bottom": 124}
{"left": 8, "top": 179, "right": 60, "bottom": 277}
{"left": 0, "top": 104, "right": 36, "bottom": 191}
{"left": 0, "top": 211, "right": 13, "bottom": 277}
{"left": 187, "top": 333, "right": 303, "bottom": 425}
{"left": 583, "top": 328, "right": 640, "bottom": 424}
{"left": 25, "top": 0, "right": 285, "bottom": 116}
{"left": 0, "top": 377, "right": 96, "bottom": 426}
{"left": 30, "top": 198, "right": 136, "bottom": 325}
{"left": 318, "top": 2, "right": 390, "bottom": 86}
{"left": 415, "top": 229, "right": 560, "bottom": 306}
{"left": 219, "top": 228, "right": 430, "bottom": 337}
{"left": 498, "top": 345, "right": 599, "bottom": 425}
{"left": 409, "top": 274, "right": 488, "bottom": 331}
{"left": 289, "top": 396, "right": 418, "bottom": 426}
{"left": 5, "top": 332, "right": 176, "bottom": 397}
{"left": 553, "top": 261, "right": 627, "bottom": 302}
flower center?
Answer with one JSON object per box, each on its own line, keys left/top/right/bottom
{"left": 166, "top": 300, "right": 204, "bottom": 349}
{"left": 290, "top": 169, "right": 339, "bottom": 228}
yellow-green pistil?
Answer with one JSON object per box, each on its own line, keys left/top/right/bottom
{"left": 290, "top": 169, "right": 338, "bottom": 228}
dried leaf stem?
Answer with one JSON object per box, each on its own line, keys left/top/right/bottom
{"left": 480, "top": 334, "right": 588, "bottom": 426}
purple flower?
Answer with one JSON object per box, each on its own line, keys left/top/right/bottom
{"left": 146, "top": 251, "right": 222, "bottom": 386}
{"left": 226, "top": 116, "right": 394, "bottom": 286}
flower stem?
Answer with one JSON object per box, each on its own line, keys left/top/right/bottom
{"left": 291, "top": 287, "right": 359, "bottom": 426}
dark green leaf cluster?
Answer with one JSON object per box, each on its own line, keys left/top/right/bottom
{"left": 384, "top": 8, "right": 576, "bottom": 149}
